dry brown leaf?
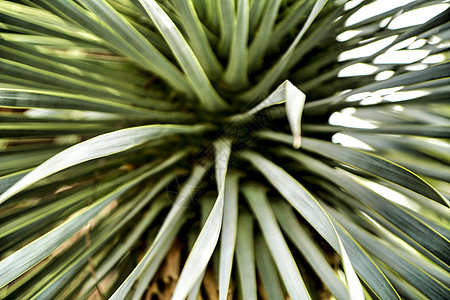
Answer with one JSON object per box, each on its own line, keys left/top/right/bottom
{"left": 203, "top": 269, "right": 218, "bottom": 300}
{"left": 257, "top": 280, "right": 268, "bottom": 300}
{"left": 145, "top": 280, "right": 163, "bottom": 300}
{"left": 143, "top": 239, "right": 184, "bottom": 299}
{"left": 161, "top": 239, "right": 182, "bottom": 284}
{"left": 226, "top": 280, "right": 235, "bottom": 300}
{"left": 87, "top": 270, "right": 119, "bottom": 300}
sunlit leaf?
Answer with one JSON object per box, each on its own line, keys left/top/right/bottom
{"left": 171, "top": 140, "right": 231, "bottom": 299}
{"left": 242, "top": 182, "right": 311, "bottom": 300}
{"left": 0, "top": 125, "right": 206, "bottom": 203}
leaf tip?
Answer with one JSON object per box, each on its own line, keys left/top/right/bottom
{"left": 293, "top": 135, "right": 301, "bottom": 149}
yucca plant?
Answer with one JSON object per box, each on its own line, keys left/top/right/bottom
{"left": 0, "top": 0, "right": 449, "bottom": 299}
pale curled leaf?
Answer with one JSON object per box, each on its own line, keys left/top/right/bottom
{"left": 232, "top": 81, "right": 305, "bottom": 148}
{"left": 285, "top": 82, "right": 306, "bottom": 149}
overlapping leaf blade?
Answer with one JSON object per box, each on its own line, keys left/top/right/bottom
{"left": 218, "top": 171, "right": 240, "bottom": 300}
{"left": 0, "top": 161, "right": 171, "bottom": 288}
{"left": 235, "top": 211, "right": 257, "bottom": 300}
{"left": 0, "top": 124, "right": 206, "bottom": 203}
{"left": 242, "top": 182, "right": 311, "bottom": 300}
{"left": 171, "top": 140, "right": 231, "bottom": 299}
{"left": 1, "top": 0, "right": 449, "bottom": 298}
{"left": 258, "top": 131, "right": 448, "bottom": 205}
{"left": 280, "top": 149, "right": 450, "bottom": 268}
{"left": 241, "top": 151, "right": 370, "bottom": 299}
{"left": 273, "top": 201, "right": 349, "bottom": 300}
{"left": 109, "top": 165, "right": 208, "bottom": 299}
{"left": 137, "top": 0, "right": 228, "bottom": 111}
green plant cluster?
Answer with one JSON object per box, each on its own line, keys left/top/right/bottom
{"left": 0, "top": 0, "right": 449, "bottom": 299}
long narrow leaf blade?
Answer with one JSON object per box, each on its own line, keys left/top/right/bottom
{"left": 254, "top": 236, "right": 285, "bottom": 300}
{"left": 218, "top": 171, "right": 240, "bottom": 300}
{"left": 171, "top": 140, "right": 231, "bottom": 299}
{"left": 0, "top": 164, "right": 160, "bottom": 287}
{"left": 273, "top": 201, "right": 350, "bottom": 300}
{"left": 240, "top": 0, "right": 328, "bottom": 101}
{"left": 218, "top": 0, "right": 235, "bottom": 57}
{"left": 258, "top": 131, "right": 448, "bottom": 204}
{"left": 330, "top": 208, "right": 450, "bottom": 299}
{"left": 137, "top": 0, "right": 228, "bottom": 111}
{"left": 241, "top": 151, "right": 391, "bottom": 299}
{"left": 48, "top": 0, "right": 193, "bottom": 95}
{"left": 281, "top": 149, "right": 450, "bottom": 268}
{"left": 172, "top": 0, "right": 222, "bottom": 78}
{"left": 222, "top": 0, "right": 249, "bottom": 88}
{"left": 0, "top": 124, "right": 207, "bottom": 203}
{"left": 235, "top": 211, "right": 257, "bottom": 300}
{"left": 110, "top": 165, "right": 209, "bottom": 299}
{"left": 242, "top": 182, "right": 311, "bottom": 300}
